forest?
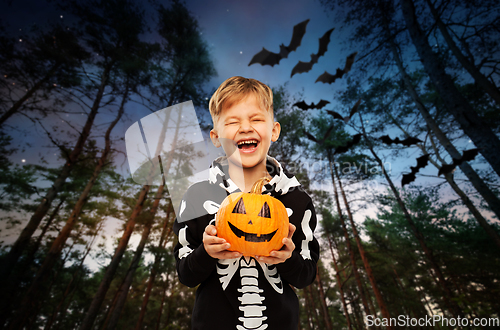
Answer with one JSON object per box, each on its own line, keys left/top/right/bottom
{"left": 0, "top": 0, "right": 499, "bottom": 329}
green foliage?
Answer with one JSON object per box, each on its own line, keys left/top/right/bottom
{"left": 152, "top": 0, "right": 217, "bottom": 107}
{"left": 365, "top": 188, "right": 500, "bottom": 317}
{"left": 0, "top": 134, "right": 39, "bottom": 212}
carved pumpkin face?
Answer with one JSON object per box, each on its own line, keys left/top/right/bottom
{"left": 215, "top": 178, "right": 289, "bottom": 257}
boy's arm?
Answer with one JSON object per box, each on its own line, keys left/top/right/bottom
{"left": 275, "top": 198, "right": 319, "bottom": 289}
{"left": 173, "top": 195, "right": 218, "bottom": 288}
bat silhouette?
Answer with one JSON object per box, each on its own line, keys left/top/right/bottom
{"left": 291, "top": 28, "right": 334, "bottom": 77}
{"left": 293, "top": 99, "right": 330, "bottom": 111}
{"left": 334, "top": 134, "right": 362, "bottom": 155}
{"left": 402, "top": 154, "right": 430, "bottom": 187}
{"left": 325, "top": 99, "right": 362, "bottom": 123}
{"left": 378, "top": 135, "right": 423, "bottom": 147}
{"left": 302, "top": 125, "right": 335, "bottom": 145}
{"left": 249, "top": 19, "right": 309, "bottom": 67}
{"left": 316, "top": 52, "right": 358, "bottom": 84}
{"left": 438, "top": 148, "right": 479, "bottom": 176}
{"left": 303, "top": 129, "right": 319, "bottom": 143}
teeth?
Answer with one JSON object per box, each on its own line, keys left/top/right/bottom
{"left": 237, "top": 140, "right": 258, "bottom": 145}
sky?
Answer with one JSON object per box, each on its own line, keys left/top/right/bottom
{"left": 184, "top": 0, "right": 350, "bottom": 100}
{"left": 1, "top": 0, "right": 352, "bottom": 108}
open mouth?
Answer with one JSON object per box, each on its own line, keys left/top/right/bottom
{"left": 237, "top": 139, "right": 259, "bottom": 151}
{"left": 228, "top": 222, "right": 277, "bottom": 242}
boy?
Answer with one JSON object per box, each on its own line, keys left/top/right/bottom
{"left": 173, "top": 76, "right": 319, "bottom": 330}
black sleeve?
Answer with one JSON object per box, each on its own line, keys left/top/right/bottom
{"left": 276, "top": 198, "right": 319, "bottom": 289}
{"left": 173, "top": 190, "right": 218, "bottom": 288}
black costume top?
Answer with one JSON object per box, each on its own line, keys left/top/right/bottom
{"left": 173, "top": 156, "right": 320, "bottom": 330}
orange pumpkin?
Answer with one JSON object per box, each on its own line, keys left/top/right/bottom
{"left": 216, "top": 177, "right": 289, "bottom": 257}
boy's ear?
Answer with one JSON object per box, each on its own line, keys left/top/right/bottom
{"left": 271, "top": 121, "right": 281, "bottom": 142}
{"left": 210, "top": 129, "right": 221, "bottom": 147}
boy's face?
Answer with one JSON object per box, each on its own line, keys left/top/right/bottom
{"left": 210, "top": 94, "right": 280, "bottom": 170}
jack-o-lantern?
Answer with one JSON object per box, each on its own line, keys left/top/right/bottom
{"left": 216, "top": 177, "right": 289, "bottom": 257}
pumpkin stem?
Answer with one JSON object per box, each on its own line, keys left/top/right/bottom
{"left": 250, "top": 177, "right": 270, "bottom": 194}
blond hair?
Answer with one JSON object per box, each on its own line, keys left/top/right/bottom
{"left": 209, "top": 76, "right": 273, "bottom": 127}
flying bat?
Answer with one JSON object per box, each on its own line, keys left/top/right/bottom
{"left": 302, "top": 124, "right": 335, "bottom": 145}
{"left": 303, "top": 129, "right": 319, "bottom": 143}
{"left": 316, "top": 52, "right": 358, "bottom": 84}
{"left": 334, "top": 134, "right": 362, "bottom": 155}
{"left": 402, "top": 154, "right": 430, "bottom": 187}
{"left": 378, "top": 135, "right": 423, "bottom": 147}
{"left": 438, "top": 148, "right": 479, "bottom": 176}
{"left": 325, "top": 99, "right": 362, "bottom": 123}
{"left": 291, "top": 28, "right": 334, "bottom": 77}
{"left": 249, "top": 19, "right": 309, "bottom": 67}
{"left": 293, "top": 99, "right": 330, "bottom": 111}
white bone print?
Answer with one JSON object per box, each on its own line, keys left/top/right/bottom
{"left": 257, "top": 261, "right": 283, "bottom": 294}
{"left": 217, "top": 258, "right": 239, "bottom": 290}
{"left": 237, "top": 257, "right": 268, "bottom": 330}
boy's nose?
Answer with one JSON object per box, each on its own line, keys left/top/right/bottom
{"left": 238, "top": 120, "right": 254, "bottom": 132}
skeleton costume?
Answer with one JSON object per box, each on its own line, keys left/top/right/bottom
{"left": 173, "top": 156, "right": 319, "bottom": 330}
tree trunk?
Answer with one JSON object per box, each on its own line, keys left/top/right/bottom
{"left": 135, "top": 201, "right": 174, "bottom": 330}
{"left": 22, "top": 225, "right": 84, "bottom": 329}
{"left": 327, "top": 236, "right": 353, "bottom": 330}
{"left": 53, "top": 283, "right": 79, "bottom": 330}
{"left": 360, "top": 117, "right": 464, "bottom": 317}
{"left": 21, "top": 197, "right": 66, "bottom": 278}
{"left": 407, "top": 277, "right": 432, "bottom": 320}
{"left": 0, "top": 67, "right": 109, "bottom": 283}
{"left": 32, "top": 198, "right": 66, "bottom": 255}
{"left": 44, "top": 223, "right": 102, "bottom": 330}
{"left": 333, "top": 164, "right": 392, "bottom": 325}
{"left": 5, "top": 82, "right": 125, "bottom": 330}
{"left": 391, "top": 267, "right": 414, "bottom": 318}
{"left": 385, "top": 32, "right": 500, "bottom": 247}
{"left": 400, "top": 0, "right": 500, "bottom": 176}
{"left": 327, "top": 153, "right": 373, "bottom": 322}
{"left": 315, "top": 267, "right": 333, "bottom": 330}
{"left": 80, "top": 93, "right": 182, "bottom": 330}
{"left": 348, "top": 289, "right": 365, "bottom": 330}
{"left": 78, "top": 185, "right": 150, "bottom": 330}
{"left": 305, "top": 285, "right": 321, "bottom": 328}
{"left": 105, "top": 185, "right": 165, "bottom": 330}
{"left": 111, "top": 96, "right": 186, "bottom": 328}
{"left": 303, "top": 293, "right": 313, "bottom": 330}
{"left": 424, "top": 0, "right": 500, "bottom": 106}
{"left": 155, "top": 276, "right": 170, "bottom": 330}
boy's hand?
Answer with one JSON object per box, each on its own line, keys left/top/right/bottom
{"left": 256, "top": 223, "right": 296, "bottom": 265}
{"left": 203, "top": 224, "right": 242, "bottom": 259}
